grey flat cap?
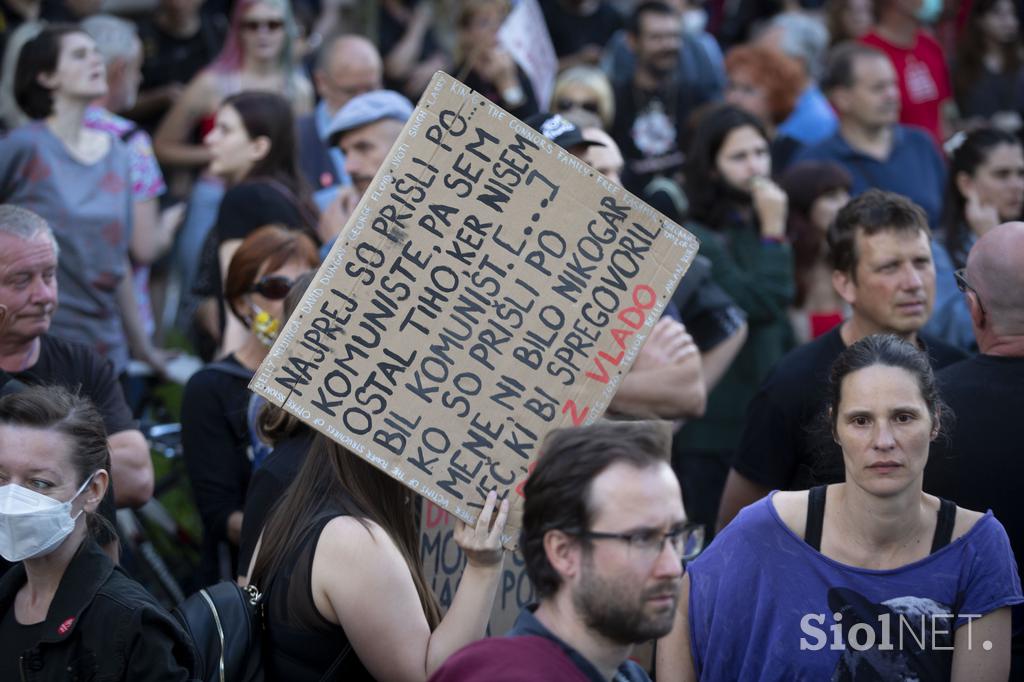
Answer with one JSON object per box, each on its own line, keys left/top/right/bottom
{"left": 325, "top": 90, "right": 414, "bottom": 146}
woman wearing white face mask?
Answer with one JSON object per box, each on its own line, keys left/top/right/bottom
{"left": 0, "top": 385, "right": 196, "bottom": 681}
{"left": 181, "top": 224, "right": 318, "bottom": 587}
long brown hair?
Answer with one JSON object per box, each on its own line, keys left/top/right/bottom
{"left": 250, "top": 434, "right": 442, "bottom": 628}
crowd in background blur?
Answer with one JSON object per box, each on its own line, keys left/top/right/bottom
{"left": 1, "top": 0, "right": 1024, "bottom": 680}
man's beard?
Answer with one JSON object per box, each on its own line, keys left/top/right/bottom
{"left": 571, "top": 552, "right": 680, "bottom": 645}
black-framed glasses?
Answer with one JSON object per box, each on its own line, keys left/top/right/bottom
{"left": 248, "top": 275, "right": 294, "bottom": 299}
{"left": 241, "top": 18, "right": 285, "bottom": 32}
{"left": 954, "top": 268, "right": 985, "bottom": 314}
{"left": 578, "top": 523, "right": 705, "bottom": 562}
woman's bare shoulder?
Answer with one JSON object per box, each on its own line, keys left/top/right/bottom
{"left": 771, "top": 489, "right": 810, "bottom": 539}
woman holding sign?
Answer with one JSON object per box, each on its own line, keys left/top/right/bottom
{"left": 245, "top": 439, "right": 509, "bottom": 681}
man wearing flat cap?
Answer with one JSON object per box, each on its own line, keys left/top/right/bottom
{"left": 317, "top": 90, "right": 414, "bottom": 248}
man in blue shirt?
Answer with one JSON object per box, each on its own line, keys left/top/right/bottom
{"left": 793, "top": 42, "right": 946, "bottom": 227}
{"left": 296, "top": 35, "right": 382, "bottom": 211}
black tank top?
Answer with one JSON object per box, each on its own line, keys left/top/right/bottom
{"left": 263, "top": 509, "right": 376, "bottom": 681}
{"left": 804, "top": 485, "right": 957, "bottom": 553}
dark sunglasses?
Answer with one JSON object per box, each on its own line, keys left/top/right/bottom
{"left": 248, "top": 275, "right": 293, "bottom": 299}
{"left": 241, "top": 18, "right": 285, "bottom": 32}
{"left": 555, "top": 98, "right": 600, "bottom": 115}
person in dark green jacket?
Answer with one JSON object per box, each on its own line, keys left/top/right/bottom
{"left": 673, "top": 104, "right": 796, "bottom": 529}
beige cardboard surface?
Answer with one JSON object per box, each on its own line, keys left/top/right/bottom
{"left": 250, "top": 71, "right": 698, "bottom": 547}
{"left": 420, "top": 501, "right": 531, "bottom": 636}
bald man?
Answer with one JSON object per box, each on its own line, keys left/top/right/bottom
{"left": 925, "top": 221, "right": 1024, "bottom": 674}
{"left": 297, "top": 35, "right": 383, "bottom": 209}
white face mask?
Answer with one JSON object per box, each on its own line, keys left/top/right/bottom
{"left": 0, "top": 474, "right": 95, "bottom": 562}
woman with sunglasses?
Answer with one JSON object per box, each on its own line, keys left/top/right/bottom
{"left": 154, "top": 0, "right": 313, "bottom": 303}
{"left": 190, "top": 90, "right": 319, "bottom": 359}
{"left": 182, "top": 224, "right": 318, "bottom": 586}
{"left": 551, "top": 66, "right": 615, "bottom": 131}
{"left": 923, "top": 127, "right": 1024, "bottom": 351}
{"left": 153, "top": 0, "right": 311, "bottom": 172}
{"left": 658, "top": 335, "right": 1022, "bottom": 681}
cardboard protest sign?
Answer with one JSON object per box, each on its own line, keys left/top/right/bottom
{"left": 420, "top": 501, "right": 532, "bottom": 635}
{"left": 250, "top": 71, "right": 698, "bottom": 547}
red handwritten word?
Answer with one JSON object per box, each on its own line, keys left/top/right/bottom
{"left": 585, "top": 284, "right": 657, "bottom": 384}
{"left": 425, "top": 502, "right": 451, "bottom": 529}
{"left": 559, "top": 284, "right": 657, "bottom": 429}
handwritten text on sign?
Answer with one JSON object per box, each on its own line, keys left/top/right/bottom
{"left": 250, "top": 72, "right": 698, "bottom": 546}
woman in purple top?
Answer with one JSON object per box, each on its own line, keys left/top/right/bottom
{"left": 658, "top": 334, "right": 1023, "bottom": 681}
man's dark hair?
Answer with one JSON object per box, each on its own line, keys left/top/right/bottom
{"left": 520, "top": 420, "right": 672, "bottom": 600}
{"left": 820, "top": 41, "right": 889, "bottom": 93}
{"left": 827, "top": 189, "right": 930, "bottom": 277}
{"left": 628, "top": 0, "right": 676, "bottom": 36}
{"left": 15, "top": 24, "right": 84, "bottom": 120}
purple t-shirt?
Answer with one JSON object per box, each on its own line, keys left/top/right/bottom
{"left": 688, "top": 494, "right": 1023, "bottom": 681}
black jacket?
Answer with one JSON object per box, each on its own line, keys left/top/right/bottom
{"left": 0, "top": 538, "right": 197, "bottom": 681}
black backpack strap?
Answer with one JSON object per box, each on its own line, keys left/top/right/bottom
{"left": 805, "top": 485, "right": 827, "bottom": 551}
{"left": 930, "top": 498, "right": 957, "bottom": 553}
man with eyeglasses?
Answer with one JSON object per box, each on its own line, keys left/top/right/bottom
{"left": 431, "top": 420, "right": 697, "bottom": 682}
{"left": 716, "top": 190, "right": 964, "bottom": 531}
{"left": 925, "top": 221, "right": 1024, "bottom": 676}
{"left": 297, "top": 35, "right": 382, "bottom": 211}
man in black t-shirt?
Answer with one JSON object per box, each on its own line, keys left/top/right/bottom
{"left": 716, "top": 191, "right": 965, "bottom": 530}
{"left": 0, "top": 207, "right": 152, "bottom": 509}
{"left": 924, "top": 222, "right": 1024, "bottom": 676}
{"left": 925, "top": 222, "right": 1024, "bottom": 602}
{"left": 609, "top": 1, "right": 716, "bottom": 196}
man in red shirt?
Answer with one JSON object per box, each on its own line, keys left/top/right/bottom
{"left": 861, "top": 0, "right": 954, "bottom": 149}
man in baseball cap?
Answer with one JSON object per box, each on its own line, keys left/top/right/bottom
{"left": 318, "top": 90, "right": 414, "bottom": 247}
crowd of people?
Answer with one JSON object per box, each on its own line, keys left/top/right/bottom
{"left": 1, "top": 0, "right": 1024, "bottom": 680}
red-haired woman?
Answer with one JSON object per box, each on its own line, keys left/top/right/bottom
{"left": 182, "top": 225, "right": 318, "bottom": 585}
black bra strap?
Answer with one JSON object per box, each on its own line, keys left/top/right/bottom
{"left": 805, "top": 485, "right": 827, "bottom": 551}
{"left": 930, "top": 498, "right": 957, "bottom": 553}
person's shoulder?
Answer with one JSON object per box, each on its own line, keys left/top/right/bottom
{"left": 763, "top": 329, "right": 844, "bottom": 391}
{"left": 315, "top": 515, "right": 408, "bottom": 588}
{"left": 706, "top": 495, "right": 785, "bottom": 552}
{"left": 915, "top": 30, "right": 944, "bottom": 54}
{"left": 35, "top": 334, "right": 105, "bottom": 374}
{"left": 918, "top": 332, "right": 968, "bottom": 369}
{"left": 769, "top": 489, "right": 809, "bottom": 538}
{"left": 0, "top": 122, "right": 44, "bottom": 147}
{"left": 429, "top": 635, "right": 585, "bottom": 682}
{"left": 184, "top": 360, "right": 249, "bottom": 394}
{"left": 950, "top": 505, "right": 987, "bottom": 543}
{"left": 792, "top": 132, "right": 845, "bottom": 161}
{"left": 897, "top": 124, "right": 939, "bottom": 151}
